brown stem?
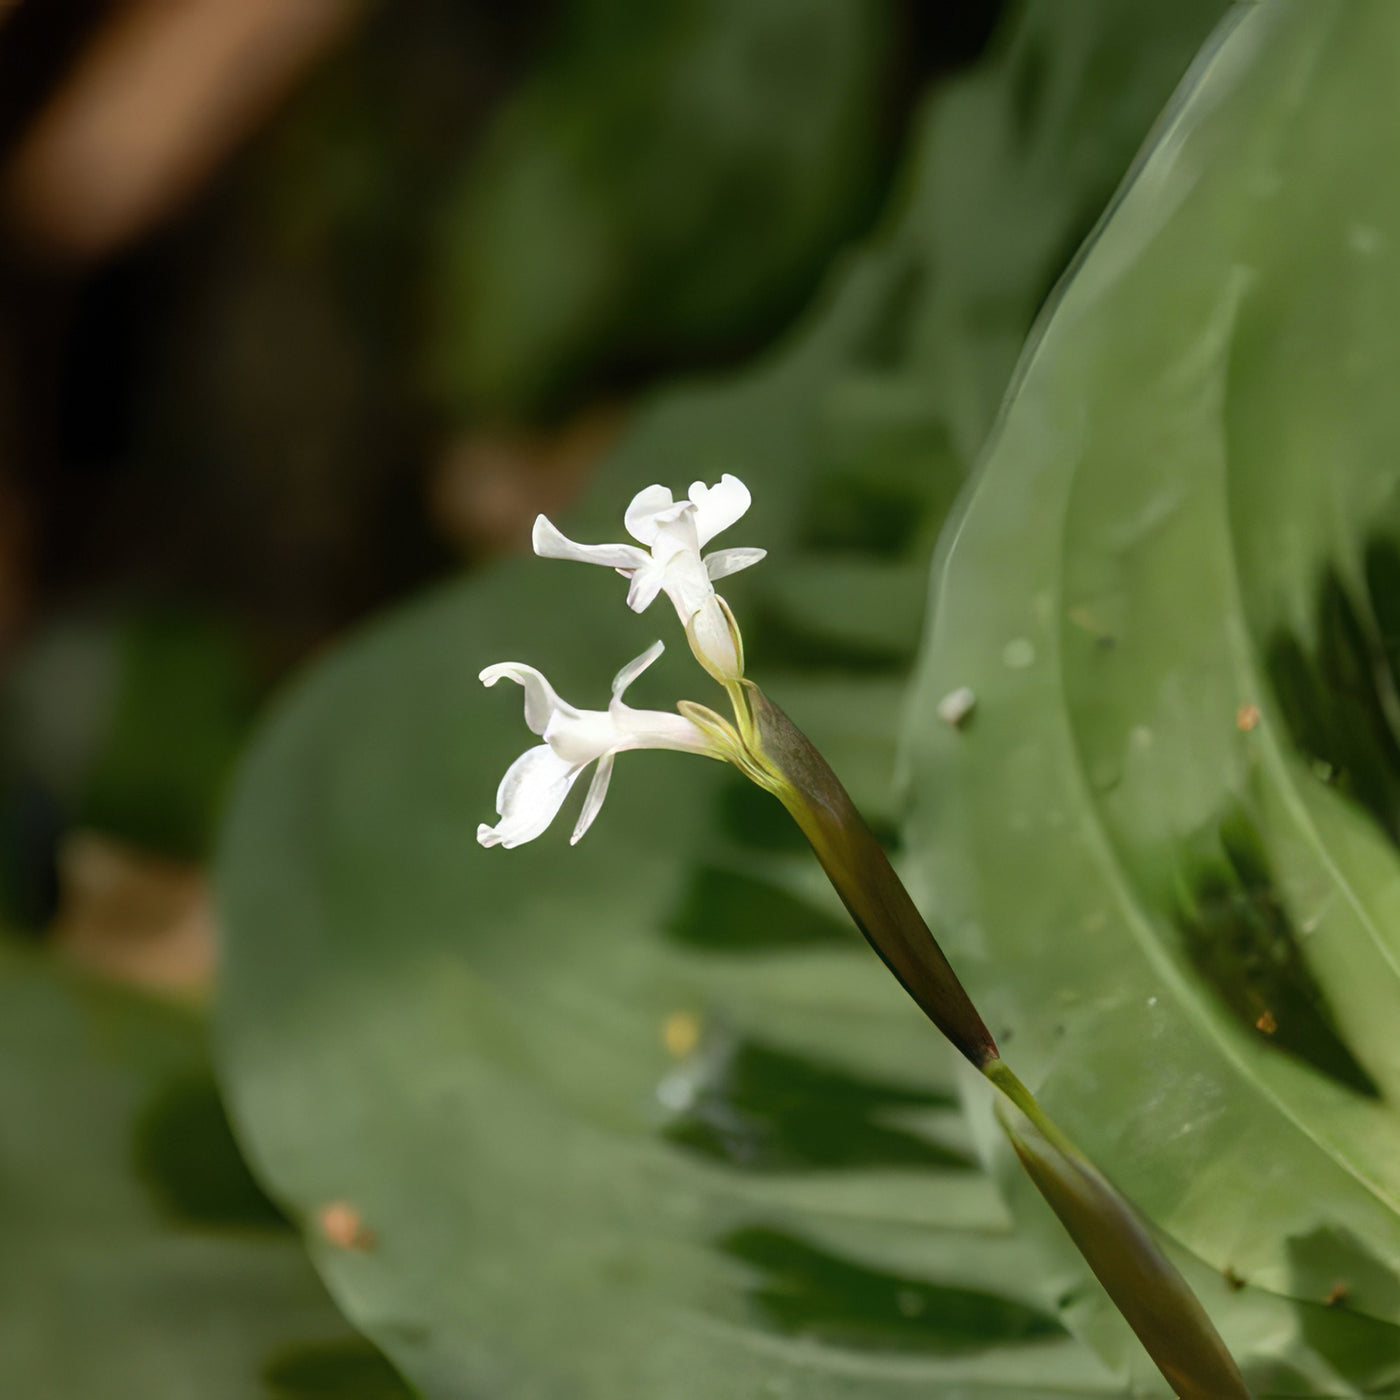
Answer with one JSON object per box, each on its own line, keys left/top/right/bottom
{"left": 745, "top": 683, "right": 998, "bottom": 1069}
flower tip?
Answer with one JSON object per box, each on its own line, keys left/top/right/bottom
{"left": 685, "top": 593, "right": 745, "bottom": 683}
{"left": 530, "top": 514, "right": 559, "bottom": 556}
{"left": 476, "top": 823, "right": 502, "bottom": 847}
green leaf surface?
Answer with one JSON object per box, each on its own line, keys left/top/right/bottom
{"left": 214, "top": 4, "right": 1234, "bottom": 1395}
{"left": 426, "top": 0, "right": 893, "bottom": 418}
{"left": 906, "top": 0, "right": 1400, "bottom": 1389}
{"left": 0, "top": 947, "right": 405, "bottom": 1399}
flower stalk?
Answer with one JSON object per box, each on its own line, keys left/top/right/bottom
{"left": 736, "top": 682, "right": 999, "bottom": 1070}
{"left": 480, "top": 476, "right": 1251, "bottom": 1399}
{"left": 992, "top": 1073, "right": 1250, "bottom": 1400}
{"left": 733, "top": 681, "right": 1249, "bottom": 1399}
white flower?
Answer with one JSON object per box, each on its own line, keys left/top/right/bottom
{"left": 532, "top": 474, "right": 765, "bottom": 682}
{"left": 477, "top": 641, "right": 715, "bottom": 849}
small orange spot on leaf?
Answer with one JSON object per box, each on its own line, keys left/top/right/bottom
{"left": 1255, "top": 1009, "right": 1278, "bottom": 1035}
{"left": 317, "top": 1200, "right": 374, "bottom": 1251}
{"left": 1325, "top": 1281, "right": 1350, "bottom": 1307}
{"left": 1236, "top": 704, "right": 1261, "bottom": 732}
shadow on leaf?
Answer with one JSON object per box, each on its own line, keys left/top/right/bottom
{"left": 719, "top": 1225, "right": 1064, "bottom": 1353}
{"left": 262, "top": 1336, "right": 416, "bottom": 1399}
{"left": 665, "top": 864, "right": 856, "bottom": 952}
{"left": 663, "top": 1034, "right": 968, "bottom": 1173}
{"left": 1173, "top": 808, "right": 1380, "bottom": 1099}
{"left": 133, "top": 1072, "right": 290, "bottom": 1230}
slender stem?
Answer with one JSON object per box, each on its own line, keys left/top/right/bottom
{"left": 982, "top": 1057, "right": 1071, "bottom": 1147}
{"left": 737, "top": 681, "right": 1251, "bottom": 1398}
{"left": 984, "top": 1065, "right": 1251, "bottom": 1400}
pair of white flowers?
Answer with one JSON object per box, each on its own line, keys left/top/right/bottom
{"left": 477, "top": 475, "right": 763, "bottom": 849}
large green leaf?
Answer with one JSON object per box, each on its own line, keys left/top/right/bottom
{"left": 214, "top": 4, "right": 1237, "bottom": 1395}
{"left": 907, "top": 0, "right": 1400, "bottom": 1390}
{"left": 0, "top": 947, "right": 408, "bottom": 1399}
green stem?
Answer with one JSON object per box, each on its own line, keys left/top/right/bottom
{"left": 983, "top": 1058, "right": 1250, "bottom": 1400}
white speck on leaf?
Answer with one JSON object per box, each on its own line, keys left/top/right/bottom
{"left": 1002, "top": 638, "right": 1035, "bottom": 669}
{"left": 936, "top": 686, "right": 976, "bottom": 727}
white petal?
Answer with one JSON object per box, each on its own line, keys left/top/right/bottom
{"left": 688, "top": 595, "right": 741, "bottom": 681}
{"left": 480, "top": 744, "right": 583, "bottom": 848}
{"left": 533, "top": 515, "right": 648, "bottom": 571}
{"left": 542, "top": 707, "right": 618, "bottom": 766}
{"left": 648, "top": 508, "right": 700, "bottom": 566}
{"left": 570, "top": 751, "right": 615, "bottom": 845}
{"left": 607, "top": 707, "right": 714, "bottom": 754}
{"left": 703, "top": 546, "right": 766, "bottom": 582}
{"left": 623, "top": 484, "right": 675, "bottom": 544}
{"left": 480, "top": 662, "right": 577, "bottom": 735}
{"left": 610, "top": 640, "right": 665, "bottom": 701}
{"left": 625, "top": 561, "right": 667, "bottom": 613}
{"left": 689, "top": 474, "right": 751, "bottom": 547}
{"left": 656, "top": 549, "right": 715, "bottom": 623}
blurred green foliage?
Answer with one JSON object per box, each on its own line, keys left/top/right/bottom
{"left": 0, "top": 948, "right": 408, "bottom": 1398}
{"left": 0, "top": 609, "right": 255, "bottom": 927}
{"left": 426, "top": 0, "right": 895, "bottom": 418}
{"left": 75, "top": 612, "right": 254, "bottom": 859}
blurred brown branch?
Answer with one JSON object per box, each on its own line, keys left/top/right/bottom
{"left": 431, "top": 405, "right": 627, "bottom": 557}
{"left": 2, "top": 0, "right": 363, "bottom": 261}
{"left": 51, "top": 829, "right": 215, "bottom": 1000}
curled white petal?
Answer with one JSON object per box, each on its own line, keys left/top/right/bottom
{"left": 478, "top": 744, "right": 583, "bottom": 848}
{"left": 703, "top": 546, "right": 766, "bottom": 582}
{"left": 570, "top": 751, "right": 615, "bottom": 845}
{"left": 610, "top": 640, "right": 666, "bottom": 701}
{"left": 624, "top": 561, "right": 667, "bottom": 613}
{"left": 648, "top": 507, "right": 700, "bottom": 566}
{"left": 479, "top": 662, "right": 576, "bottom": 735}
{"left": 533, "top": 515, "right": 648, "bottom": 571}
{"left": 479, "top": 642, "right": 720, "bottom": 848}
{"left": 529, "top": 476, "right": 760, "bottom": 683}
{"left": 689, "top": 474, "right": 751, "bottom": 547}
{"left": 623, "top": 484, "right": 676, "bottom": 545}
